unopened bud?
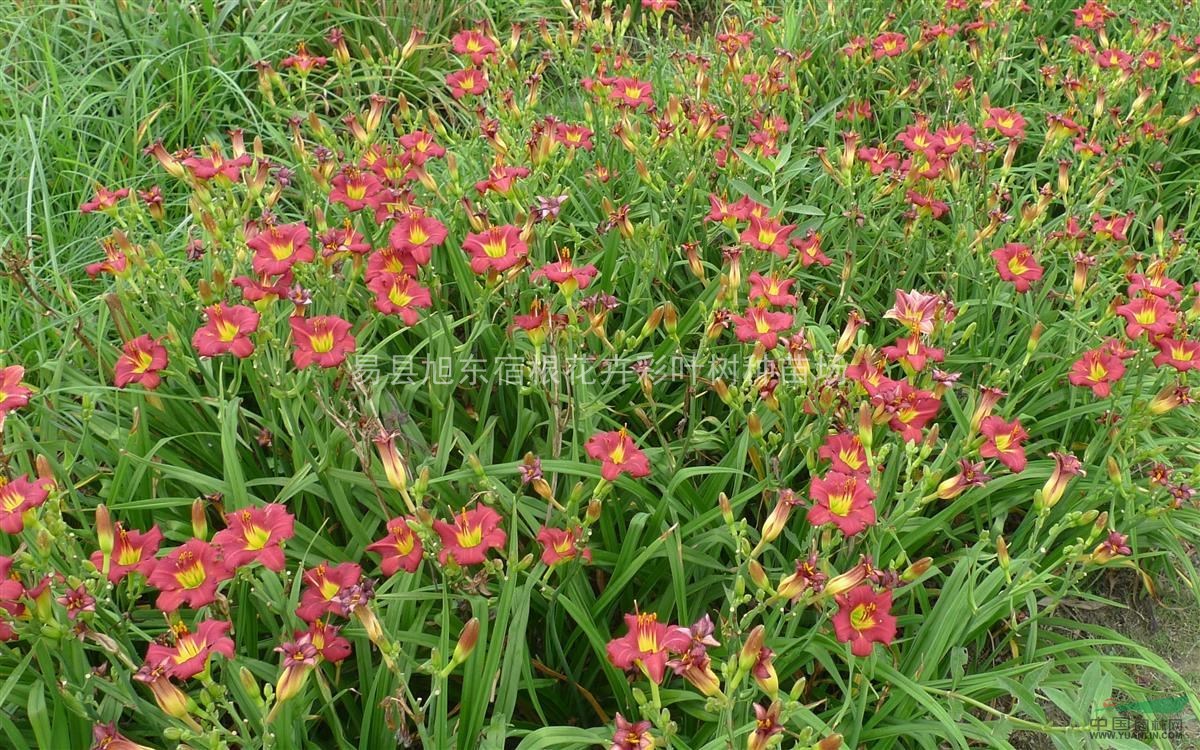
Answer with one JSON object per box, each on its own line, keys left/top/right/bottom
{"left": 191, "top": 498, "right": 208, "bottom": 540}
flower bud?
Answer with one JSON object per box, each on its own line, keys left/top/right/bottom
{"left": 96, "top": 504, "right": 114, "bottom": 557}
{"left": 451, "top": 618, "right": 480, "bottom": 669}
{"left": 191, "top": 498, "right": 208, "bottom": 540}
{"left": 738, "top": 625, "right": 765, "bottom": 674}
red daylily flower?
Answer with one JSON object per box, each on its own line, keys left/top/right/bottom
{"left": 367, "top": 275, "right": 432, "bottom": 325}
{"left": 80, "top": 186, "right": 130, "bottom": 214}
{"left": 367, "top": 516, "right": 424, "bottom": 575}
{"left": 451, "top": 29, "right": 499, "bottom": 65}
{"left": 1115, "top": 297, "right": 1176, "bottom": 339}
{"left": 446, "top": 68, "right": 488, "bottom": 99}
{"left": 0, "top": 475, "right": 50, "bottom": 535}
{"left": 318, "top": 225, "right": 371, "bottom": 260}
{"left": 882, "top": 333, "right": 945, "bottom": 371}
{"left": 1068, "top": 346, "right": 1126, "bottom": 397}
{"left": 610, "top": 713, "right": 655, "bottom": 750}
{"left": 182, "top": 149, "right": 251, "bottom": 182}
{"left": 979, "top": 416, "right": 1029, "bottom": 473}
{"left": 1091, "top": 212, "right": 1133, "bottom": 242}
{"left": 233, "top": 272, "right": 292, "bottom": 303}
{"left": 147, "top": 539, "right": 232, "bottom": 612}
{"left": 90, "top": 722, "right": 154, "bottom": 750}
{"left": 807, "top": 471, "right": 877, "bottom": 536}
{"left": 605, "top": 611, "right": 690, "bottom": 683}
{"left": 730, "top": 308, "right": 793, "bottom": 350}
{"left": 818, "top": 433, "right": 869, "bottom": 475}
{"left": 748, "top": 272, "right": 797, "bottom": 307}
{"left": 474, "top": 165, "right": 531, "bottom": 195}
{"left": 398, "top": 131, "right": 446, "bottom": 164}
{"left": 879, "top": 382, "right": 941, "bottom": 442}
{"left": 114, "top": 335, "right": 168, "bottom": 389}
{"left": 531, "top": 251, "right": 599, "bottom": 296}
{"left": 280, "top": 43, "right": 327, "bottom": 73}
{"left": 368, "top": 247, "right": 421, "bottom": 280}
{"left": 248, "top": 222, "right": 314, "bottom": 275}
{"left": 290, "top": 315, "right": 356, "bottom": 369}
{"left": 145, "top": 620, "right": 235, "bottom": 679}
{"left": 991, "top": 243, "right": 1044, "bottom": 292}
{"left": 90, "top": 523, "right": 163, "bottom": 583}
{"left": 883, "top": 289, "right": 941, "bottom": 335}
{"left": 740, "top": 216, "right": 796, "bottom": 258}
{"left": 792, "top": 231, "right": 831, "bottom": 267}
{"left": 871, "top": 31, "right": 908, "bottom": 59}
{"left": 609, "top": 77, "right": 654, "bottom": 110}
{"left": 212, "top": 504, "right": 295, "bottom": 572}
{"left": 433, "top": 504, "right": 507, "bottom": 566}
{"left": 536, "top": 526, "right": 591, "bottom": 566}
{"left": 388, "top": 213, "right": 447, "bottom": 264}
{"left": 0, "top": 366, "right": 32, "bottom": 417}
{"left": 306, "top": 620, "right": 352, "bottom": 663}
{"left": 983, "top": 107, "right": 1027, "bottom": 139}
{"left": 833, "top": 585, "right": 898, "bottom": 656}
{"left": 462, "top": 225, "right": 528, "bottom": 275}
{"left": 192, "top": 303, "right": 260, "bottom": 359}
{"left": 554, "top": 123, "right": 594, "bottom": 150}
{"left": 1153, "top": 337, "right": 1200, "bottom": 372}
{"left": 585, "top": 429, "right": 651, "bottom": 481}
{"left": 330, "top": 167, "right": 383, "bottom": 212}
{"left": 296, "top": 562, "right": 362, "bottom": 622}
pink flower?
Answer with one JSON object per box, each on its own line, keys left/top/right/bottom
{"left": 991, "top": 243, "right": 1044, "bottom": 292}
{"left": 147, "top": 539, "right": 233, "bottom": 612}
{"left": 609, "top": 77, "right": 654, "bottom": 110}
{"left": 747, "top": 272, "right": 797, "bottom": 307}
{"left": 832, "top": 585, "right": 898, "bottom": 657}
{"left": 0, "top": 366, "right": 32, "bottom": 418}
{"left": 248, "top": 222, "right": 313, "bottom": 275}
{"left": 807, "top": 471, "right": 877, "bottom": 537}
{"left": 536, "top": 526, "right": 591, "bottom": 566}
{"left": 388, "top": 213, "right": 447, "bottom": 264}
{"left": 730, "top": 308, "right": 793, "bottom": 351}
{"left": 145, "top": 620, "right": 235, "bottom": 679}
{"left": 212, "top": 504, "right": 295, "bottom": 572}
{"left": 605, "top": 611, "right": 690, "bottom": 683}
{"left": 446, "top": 68, "right": 488, "bottom": 99}
{"left": 871, "top": 31, "right": 908, "bottom": 59}
{"left": 367, "top": 275, "right": 432, "bottom": 325}
{"left": 434, "top": 505, "right": 507, "bottom": 566}
{"left": 367, "top": 516, "right": 424, "bottom": 575}
{"left": 330, "top": 167, "right": 383, "bottom": 212}
{"left": 0, "top": 476, "right": 50, "bottom": 535}
{"left": 1115, "top": 297, "right": 1176, "bottom": 339}
{"left": 451, "top": 29, "right": 499, "bottom": 65}
{"left": 740, "top": 216, "right": 796, "bottom": 258}
{"left": 80, "top": 186, "right": 130, "bottom": 214}
{"left": 192, "top": 304, "right": 260, "bottom": 359}
{"left": 979, "top": 416, "right": 1029, "bottom": 473}
{"left": 818, "top": 433, "right": 869, "bottom": 475}
{"left": 462, "top": 225, "right": 528, "bottom": 275}
{"left": 585, "top": 430, "right": 651, "bottom": 481}
{"left": 296, "top": 562, "right": 362, "bottom": 622}
{"left": 290, "top": 315, "right": 356, "bottom": 369}
{"left": 90, "top": 524, "right": 163, "bottom": 583}
{"left": 1068, "top": 347, "right": 1125, "bottom": 397}
{"left": 114, "top": 335, "right": 168, "bottom": 389}
{"left": 983, "top": 107, "right": 1027, "bottom": 140}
